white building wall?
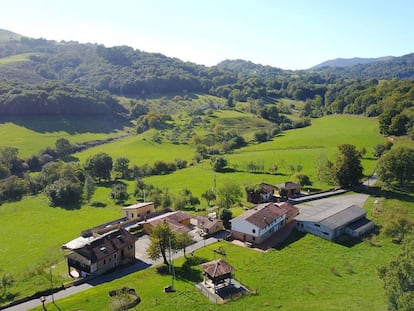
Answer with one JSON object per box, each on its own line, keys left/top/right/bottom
{"left": 231, "top": 220, "right": 260, "bottom": 237}
{"left": 259, "top": 214, "right": 286, "bottom": 236}
{"left": 296, "top": 220, "right": 334, "bottom": 240}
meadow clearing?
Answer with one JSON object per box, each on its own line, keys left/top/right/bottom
{"left": 0, "top": 114, "right": 410, "bottom": 309}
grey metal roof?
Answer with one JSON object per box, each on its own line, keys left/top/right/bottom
{"left": 346, "top": 217, "right": 374, "bottom": 233}
{"left": 319, "top": 205, "right": 367, "bottom": 230}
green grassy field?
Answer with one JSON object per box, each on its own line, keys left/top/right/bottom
{"left": 0, "top": 193, "right": 124, "bottom": 302}
{"left": 31, "top": 203, "right": 400, "bottom": 311}
{"left": 0, "top": 53, "right": 38, "bottom": 65}
{"left": 144, "top": 115, "right": 387, "bottom": 197}
{"left": 73, "top": 129, "right": 195, "bottom": 165}
{"left": 0, "top": 114, "right": 411, "bottom": 308}
{"left": 0, "top": 116, "right": 131, "bottom": 158}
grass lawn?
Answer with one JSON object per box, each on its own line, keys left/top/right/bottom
{"left": 0, "top": 194, "right": 124, "bottom": 303}
{"left": 31, "top": 220, "right": 399, "bottom": 311}
{"left": 145, "top": 115, "right": 387, "bottom": 198}
{"left": 0, "top": 116, "right": 130, "bottom": 158}
{"left": 73, "top": 130, "right": 195, "bottom": 165}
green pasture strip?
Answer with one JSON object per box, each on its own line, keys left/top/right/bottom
{"left": 0, "top": 116, "right": 130, "bottom": 158}
{"left": 0, "top": 53, "right": 38, "bottom": 65}
{"left": 73, "top": 130, "right": 195, "bottom": 165}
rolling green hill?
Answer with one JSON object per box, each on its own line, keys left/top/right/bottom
{"left": 0, "top": 29, "right": 24, "bottom": 41}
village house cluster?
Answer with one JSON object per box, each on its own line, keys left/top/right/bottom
{"left": 62, "top": 180, "right": 374, "bottom": 302}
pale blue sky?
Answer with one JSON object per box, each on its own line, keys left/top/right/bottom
{"left": 1, "top": 0, "right": 413, "bottom": 69}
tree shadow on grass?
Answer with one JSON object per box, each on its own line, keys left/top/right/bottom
{"left": 89, "top": 201, "right": 107, "bottom": 208}
{"left": 273, "top": 230, "right": 306, "bottom": 250}
{"left": 354, "top": 185, "right": 414, "bottom": 203}
{"left": 62, "top": 155, "right": 79, "bottom": 163}
{"left": 335, "top": 235, "right": 363, "bottom": 248}
{"left": 0, "top": 292, "right": 19, "bottom": 305}
{"left": 54, "top": 201, "right": 82, "bottom": 210}
{"left": 174, "top": 256, "right": 207, "bottom": 283}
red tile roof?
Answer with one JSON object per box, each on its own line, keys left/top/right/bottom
{"left": 232, "top": 202, "right": 298, "bottom": 229}
{"left": 200, "top": 259, "right": 234, "bottom": 278}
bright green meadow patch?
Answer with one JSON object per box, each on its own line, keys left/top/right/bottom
{"left": 0, "top": 116, "right": 130, "bottom": 158}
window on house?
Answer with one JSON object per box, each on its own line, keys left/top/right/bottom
{"left": 314, "top": 224, "right": 320, "bottom": 227}
{"left": 131, "top": 213, "right": 134, "bottom": 218}
{"left": 147, "top": 210, "right": 150, "bottom": 214}
{"left": 103, "top": 259, "right": 106, "bottom": 265}
{"left": 252, "top": 229, "right": 256, "bottom": 233}
{"left": 252, "top": 237, "right": 255, "bottom": 241}
{"left": 323, "top": 232, "right": 329, "bottom": 235}
{"left": 138, "top": 214, "right": 141, "bottom": 218}
{"left": 114, "top": 253, "right": 117, "bottom": 259}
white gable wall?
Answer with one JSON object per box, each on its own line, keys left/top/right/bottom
{"left": 231, "top": 219, "right": 260, "bottom": 237}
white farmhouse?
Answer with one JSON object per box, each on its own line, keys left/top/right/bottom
{"left": 230, "top": 202, "right": 298, "bottom": 244}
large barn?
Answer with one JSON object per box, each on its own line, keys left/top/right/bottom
{"left": 295, "top": 204, "right": 374, "bottom": 241}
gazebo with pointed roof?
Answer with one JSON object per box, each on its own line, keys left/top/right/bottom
{"left": 200, "top": 259, "right": 234, "bottom": 291}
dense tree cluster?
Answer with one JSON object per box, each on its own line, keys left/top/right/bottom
{"left": 378, "top": 237, "right": 414, "bottom": 311}
{"left": 376, "top": 147, "right": 414, "bottom": 188}
{"left": 0, "top": 81, "right": 122, "bottom": 116}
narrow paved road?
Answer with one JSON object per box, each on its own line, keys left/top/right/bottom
{"left": 4, "top": 237, "right": 218, "bottom": 311}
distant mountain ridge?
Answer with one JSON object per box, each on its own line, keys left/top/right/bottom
{"left": 1, "top": 28, "right": 414, "bottom": 98}
{"left": 310, "top": 56, "right": 395, "bottom": 69}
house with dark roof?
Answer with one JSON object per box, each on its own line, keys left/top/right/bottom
{"left": 295, "top": 205, "right": 374, "bottom": 241}
{"left": 195, "top": 216, "right": 223, "bottom": 235}
{"left": 66, "top": 228, "right": 137, "bottom": 278}
{"left": 275, "top": 181, "right": 301, "bottom": 198}
{"left": 230, "top": 202, "right": 299, "bottom": 244}
{"left": 245, "top": 183, "right": 275, "bottom": 204}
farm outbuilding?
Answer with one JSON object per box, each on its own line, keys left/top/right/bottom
{"left": 295, "top": 204, "right": 374, "bottom": 241}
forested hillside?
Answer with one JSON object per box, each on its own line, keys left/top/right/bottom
{"left": 0, "top": 29, "right": 413, "bottom": 138}
{"left": 0, "top": 80, "right": 124, "bottom": 116}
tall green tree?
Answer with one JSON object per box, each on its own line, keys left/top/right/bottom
{"left": 378, "top": 237, "right": 414, "bottom": 311}
{"left": 377, "top": 147, "right": 414, "bottom": 188}
{"left": 84, "top": 152, "right": 113, "bottom": 182}
{"left": 0, "top": 146, "right": 18, "bottom": 172}
{"left": 110, "top": 182, "right": 129, "bottom": 204}
{"left": 314, "top": 154, "right": 335, "bottom": 184}
{"left": 55, "top": 138, "right": 72, "bottom": 157}
{"left": 113, "top": 157, "right": 130, "bottom": 179}
{"left": 175, "top": 231, "right": 193, "bottom": 257}
{"left": 334, "top": 144, "right": 363, "bottom": 187}
{"left": 45, "top": 178, "right": 83, "bottom": 206}
{"left": 0, "top": 176, "right": 26, "bottom": 202}
{"left": 83, "top": 174, "right": 96, "bottom": 203}
{"left": 217, "top": 181, "right": 242, "bottom": 209}
{"left": 220, "top": 208, "right": 233, "bottom": 229}
{"left": 211, "top": 156, "right": 227, "bottom": 172}
{"left": 146, "top": 221, "right": 176, "bottom": 266}
{"left": 201, "top": 188, "right": 216, "bottom": 207}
